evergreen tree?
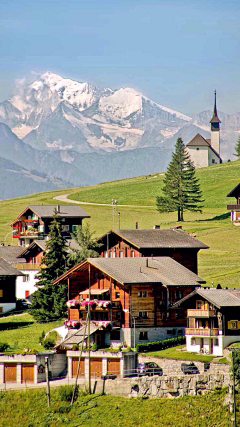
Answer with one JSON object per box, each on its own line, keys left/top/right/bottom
{"left": 156, "top": 137, "right": 204, "bottom": 221}
{"left": 67, "top": 223, "right": 101, "bottom": 268}
{"left": 30, "top": 210, "right": 69, "bottom": 322}
{"left": 234, "top": 136, "right": 240, "bottom": 157}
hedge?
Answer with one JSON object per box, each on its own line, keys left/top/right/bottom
{"left": 136, "top": 335, "right": 185, "bottom": 353}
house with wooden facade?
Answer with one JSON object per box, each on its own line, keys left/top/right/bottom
{"left": 173, "top": 287, "right": 240, "bottom": 356}
{"left": 97, "top": 228, "right": 208, "bottom": 274}
{"left": 0, "top": 258, "right": 23, "bottom": 313}
{"left": 11, "top": 204, "right": 90, "bottom": 247}
{"left": 53, "top": 257, "right": 205, "bottom": 349}
{"left": 226, "top": 183, "right": 240, "bottom": 223}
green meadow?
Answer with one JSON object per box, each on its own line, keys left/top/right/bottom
{"left": 0, "top": 159, "right": 239, "bottom": 287}
{"left": 0, "top": 388, "right": 231, "bottom": 427}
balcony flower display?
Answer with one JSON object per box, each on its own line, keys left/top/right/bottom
{"left": 66, "top": 300, "right": 80, "bottom": 308}
{"left": 80, "top": 299, "right": 97, "bottom": 308}
{"left": 96, "top": 300, "right": 111, "bottom": 308}
{"left": 64, "top": 320, "right": 80, "bottom": 328}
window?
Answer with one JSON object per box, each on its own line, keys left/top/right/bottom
{"left": 23, "top": 275, "right": 30, "bottom": 282}
{"left": 62, "top": 224, "right": 69, "bottom": 232}
{"left": 178, "top": 329, "right": 183, "bottom": 335}
{"left": 229, "top": 320, "right": 238, "bottom": 330}
{"left": 131, "top": 251, "right": 135, "bottom": 257}
{"left": 93, "top": 272, "right": 98, "bottom": 280}
{"left": 138, "top": 291, "right": 147, "bottom": 297}
{"left": 179, "top": 291, "right": 183, "bottom": 299}
{"left": 175, "top": 311, "right": 179, "bottom": 319}
{"left": 110, "top": 330, "right": 121, "bottom": 340}
{"left": 196, "top": 300, "right": 203, "bottom": 309}
{"left": 196, "top": 147, "right": 199, "bottom": 151}
{"left": 191, "top": 338, "right": 196, "bottom": 345}
{"left": 101, "top": 272, "right": 104, "bottom": 279}
{"left": 116, "top": 311, "right": 122, "bottom": 320}
{"left": 72, "top": 225, "right": 77, "bottom": 232}
{"left": 139, "top": 331, "right": 148, "bottom": 340}
{"left": 119, "top": 251, "right": 123, "bottom": 258}
{"left": 212, "top": 159, "right": 215, "bottom": 164}
{"left": 138, "top": 311, "right": 148, "bottom": 319}
{"left": 214, "top": 338, "right": 218, "bottom": 346}
{"left": 115, "top": 291, "right": 120, "bottom": 299}
{"left": 167, "top": 329, "right": 176, "bottom": 335}
{"left": 0, "top": 289, "right": 3, "bottom": 298}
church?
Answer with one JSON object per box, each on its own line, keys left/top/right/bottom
{"left": 186, "top": 91, "right": 222, "bottom": 168}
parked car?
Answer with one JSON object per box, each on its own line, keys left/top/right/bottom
{"left": 16, "top": 298, "right": 32, "bottom": 309}
{"left": 181, "top": 362, "right": 199, "bottom": 375}
{"left": 137, "top": 362, "right": 163, "bottom": 376}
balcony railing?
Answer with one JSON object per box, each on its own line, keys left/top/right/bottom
{"left": 13, "top": 263, "right": 41, "bottom": 270}
{"left": 185, "top": 328, "right": 219, "bottom": 336}
{"left": 187, "top": 309, "right": 216, "bottom": 318}
{"left": 227, "top": 204, "right": 240, "bottom": 210}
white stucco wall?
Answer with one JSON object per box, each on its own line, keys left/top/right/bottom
{"left": 16, "top": 269, "right": 39, "bottom": 299}
{"left": 187, "top": 146, "right": 209, "bottom": 168}
{"left": 208, "top": 149, "right": 220, "bottom": 166}
{"left": 210, "top": 131, "right": 220, "bottom": 155}
{"left": 186, "top": 335, "right": 224, "bottom": 356}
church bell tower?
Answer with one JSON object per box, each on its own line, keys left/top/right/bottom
{"left": 210, "top": 90, "right": 221, "bottom": 155}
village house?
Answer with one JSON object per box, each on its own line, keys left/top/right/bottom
{"left": 0, "top": 258, "right": 23, "bottom": 313}
{"left": 53, "top": 256, "right": 205, "bottom": 349}
{"left": 11, "top": 204, "right": 90, "bottom": 247}
{"left": 186, "top": 91, "right": 222, "bottom": 168}
{"left": 173, "top": 287, "right": 240, "bottom": 356}
{"left": 226, "top": 182, "right": 240, "bottom": 223}
{"left": 96, "top": 228, "right": 208, "bottom": 274}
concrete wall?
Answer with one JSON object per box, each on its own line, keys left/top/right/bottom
{"left": 119, "top": 327, "right": 184, "bottom": 347}
{"left": 186, "top": 335, "right": 223, "bottom": 356}
{"left": 37, "top": 353, "right": 67, "bottom": 382}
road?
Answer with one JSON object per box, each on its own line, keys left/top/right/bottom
{"left": 53, "top": 194, "right": 153, "bottom": 208}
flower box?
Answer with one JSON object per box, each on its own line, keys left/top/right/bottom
{"left": 66, "top": 300, "right": 80, "bottom": 309}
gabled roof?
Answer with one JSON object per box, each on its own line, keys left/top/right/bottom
{"left": 186, "top": 133, "right": 222, "bottom": 160}
{"left": 173, "top": 288, "right": 240, "bottom": 309}
{"left": 226, "top": 183, "right": 240, "bottom": 198}
{"left": 0, "top": 246, "right": 26, "bottom": 264}
{"left": 0, "top": 258, "right": 23, "bottom": 276}
{"left": 98, "top": 228, "right": 209, "bottom": 250}
{"left": 18, "top": 239, "right": 81, "bottom": 258}
{"left": 11, "top": 204, "right": 90, "bottom": 225}
{"left": 53, "top": 256, "right": 205, "bottom": 287}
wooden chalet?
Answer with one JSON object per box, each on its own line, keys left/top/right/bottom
{"left": 0, "top": 258, "right": 23, "bottom": 314}
{"left": 10, "top": 205, "right": 90, "bottom": 247}
{"left": 53, "top": 257, "right": 205, "bottom": 348}
{"left": 227, "top": 183, "right": 240, "bottom": 223}
{"left": 97, "top": 228, "right": 208, "bottom": 274}
{"left": 174, "top": 287, "right": 240, "bottom": 356}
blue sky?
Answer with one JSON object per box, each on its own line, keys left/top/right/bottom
{"left": 1, "top": 0, "right": 240, "bottom": 115}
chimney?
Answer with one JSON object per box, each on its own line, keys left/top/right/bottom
{"left": 135, "top": 222, "right": 138, "bottom": 229}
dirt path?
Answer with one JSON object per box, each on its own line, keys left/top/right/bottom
{"left": 53, "top": 194, "right": 153, "bottom": 208}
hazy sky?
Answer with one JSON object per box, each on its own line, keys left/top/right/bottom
{"left": 1, "top": 0, "right": 240, "bottom": 115}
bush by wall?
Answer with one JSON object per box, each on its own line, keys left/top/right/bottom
{"left": 136, "top": 336, "right": 185, "bottom": 353}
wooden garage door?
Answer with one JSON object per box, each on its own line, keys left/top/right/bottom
{"left": 72, "top": 357, "right": 85, "bottom": 378}
{"left": 90, "top": 358, "right": 102, "bottom": 378}
{"left": 22, "top": 364, "right": 34, "bottom": 383}
{"left": 4, "top": 363, "right": 17, "bottom": 383}
{"left": 107, "top": 359, "right": 120, "bottom": 377}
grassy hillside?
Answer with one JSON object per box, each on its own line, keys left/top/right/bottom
{"left": 0, "top": 159, "right": 240, "bottom": 287}
{"left": 0, "top": 388, "right": 230, "bottom": 427}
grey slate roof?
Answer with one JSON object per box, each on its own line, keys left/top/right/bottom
{"left": 87, "top": 257, "right": 205, "bottom": 286}
{"left": 14, "top": 205, "right": 90, "bottom": 221}
{"left": 226, "top": 183, "right": 240, "bottom": 198}
{"left": 62, "top": 324, "right": 99, "bottom": 346}
{"left": 174, "top": 288, "right": 240, "bottom": 309}
{"left": 0, "top": 246, "right": 26, "bottom": 264}
{"left": 102, "top": 228, "right": 208, "bottom": 249}
{"left": 0, "top": 258, "right": 23, "bottom": 276}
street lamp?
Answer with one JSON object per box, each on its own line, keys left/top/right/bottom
{"left": 117, "top": 212, "right": 120, "bottom": 229}
{"left": 123, "top": 309, "right": 136, "bottom": 352}
{"left": 111, "top": 199, "right": 117, "bottom": 228}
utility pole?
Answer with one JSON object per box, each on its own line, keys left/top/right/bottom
{"left": 88, "top": 264, "right": 91, "bottom": 395}
{"left": 232, "top": 349, "right": 237, "bottom": 427}
{"left": 111, "top": 199, "right": 117, "bottom": 229}
{"left": 117, "top": 212, "right": 120, "bottom": 229}
{"left": 45, "top": 357, "right": 50, "bottom": 407}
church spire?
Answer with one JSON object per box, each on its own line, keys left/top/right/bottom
{"left": 210, "top": 90, "right": 221, "bottom": 124}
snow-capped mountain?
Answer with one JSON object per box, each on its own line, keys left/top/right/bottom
{"left": 0, "top": 72, "right": 192, "bottom": 152}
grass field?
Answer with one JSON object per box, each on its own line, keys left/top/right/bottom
{"left": 0, "top": 387, "right": 231, "bottom": 427}
{"left": 141, "top": 344, "right": 215, "bottom": 362}
{"left": 0, "top": 159, "right": 240, "bottom": 286}
{"left": 0, "top": 313, "right": 63, "bottom": 353}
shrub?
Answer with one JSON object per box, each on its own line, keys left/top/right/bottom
{"left": 39, "top": 330, "right": 45, "bottom": 345}
{"left": 72, "top": 344, "right": 79, "bottom": 351}
{"left": 43, "top": 331, "right": 58, "bottom": 349}
{"left": 58, "top": 385, "right": 79, "bottom": 402}
{"left": 0, "top": 343, "right": 10, "bottom": 352}
{"left": 136, "top": 336, "right": 185, "bottom": 353}
{"left": 91, "top": 342, "right": 98, "bottom": 351}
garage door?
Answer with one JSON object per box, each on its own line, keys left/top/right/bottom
{"left": 90, "top": 358, "right": 102, "bottom": 378}
{"left": 107, "top": 359, "right": 120, "bottom": 377}
{"left": 4, "top": 363, "right": 17, "bottom": 383}
{"left": 22, "top": 364, "right": 34, "bottom": 383}
{"left": 72, "top": 357, "right": 85, "bottom": 378}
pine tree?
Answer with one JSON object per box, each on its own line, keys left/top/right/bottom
{"left": 67, "top": 223, "right": 101, "bottom": 268}
{"left": 30, "top": 210, "right": 69, "bottom": 322}
{"left": 156, "top": 137, "right": 204, "bottom": 221}
{"left": 234, "top": 136, "right": 240, "bottom": 157}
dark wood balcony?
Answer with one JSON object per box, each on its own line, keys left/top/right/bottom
{"left": 227, "top": 204, "right": 240, "bottom": 210}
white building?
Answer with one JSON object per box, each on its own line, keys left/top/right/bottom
{"left": 186, "top": 91, "right": 222, "bottom": 168}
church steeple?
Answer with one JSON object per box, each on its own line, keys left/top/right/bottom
{"left": 210, "top": 91, "right": 221, "bottom": 155}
